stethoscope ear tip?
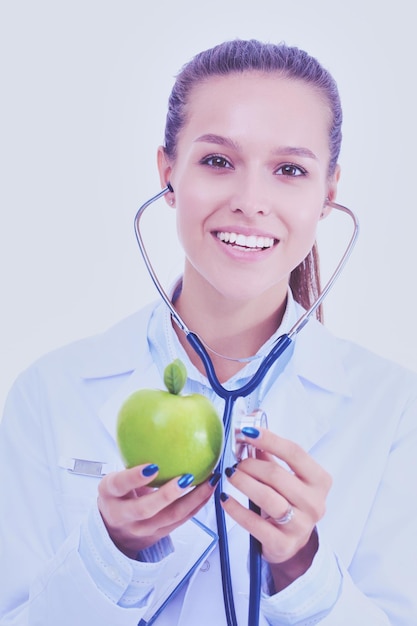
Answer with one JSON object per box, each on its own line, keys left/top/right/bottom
{"left": 167, "top": 181, "right": 174, "bottom": 192}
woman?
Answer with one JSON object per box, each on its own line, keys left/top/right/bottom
{"left": 0, "top": 39, "right": 416, "bottom": 625}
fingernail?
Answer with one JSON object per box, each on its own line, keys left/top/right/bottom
{"left": 209, "top": 472, "right": 221, "bottom": 487}
{"left": 178, "top": 473, "right": 194, "bottom": 488}
{"left": 220, "top": 492, "right": 229, "bottom": 502}
{"left": 225, "top": 466, "right": 236, "bottom": 478}
{"left": 142, "top": 464, "right": 159, "bottom": 477}
{"left": 241, "top": 426, "right": 260, "bottom": 439}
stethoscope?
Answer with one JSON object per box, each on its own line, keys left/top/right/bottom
{"left": 134, "top": 184, "right": 359, "bottom": 626}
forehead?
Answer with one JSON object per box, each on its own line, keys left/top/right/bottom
{"left": 182, "top": 71, "right": 331, "bottom": 142}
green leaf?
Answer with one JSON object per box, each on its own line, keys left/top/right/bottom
{"left": 163, "top": 359, "right": 187, "bottom": 395}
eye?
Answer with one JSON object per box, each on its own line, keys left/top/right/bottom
{"left": 200, "top": 154, "right": 233, "bottom": 169}
{"left": 276, "top": 163, "right": 307, "bottom": 177}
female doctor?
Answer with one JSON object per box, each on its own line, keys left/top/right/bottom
{"left": 0, "top": 39, "right": 416, "bottom": 626}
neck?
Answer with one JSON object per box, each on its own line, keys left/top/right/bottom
{"left": 172, "top": 274, "right": 288, "bottom": 382}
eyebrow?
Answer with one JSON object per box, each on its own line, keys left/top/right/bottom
{"left": 195, "top": 134, "right": 240, "bottom": 151}
{"left": 272, "top": 146, "right": 318, "bottom": 160}
{"left": 194, "top": 133, "right": 318, "bottom": 160}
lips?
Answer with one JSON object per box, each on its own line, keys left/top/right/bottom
{"left": 216, "top": 230, "right": 277, "bottom": 250}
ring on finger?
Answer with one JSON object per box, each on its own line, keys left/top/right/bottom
{"left": 270, "top": 505, "right": 295, "bottom": 525}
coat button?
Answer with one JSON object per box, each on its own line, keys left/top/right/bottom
{"left": 200, "top": 559, "right": 210, "bottom": 572}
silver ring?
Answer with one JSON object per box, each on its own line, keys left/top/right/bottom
{"left": 271, "top": 506, "right": 294, "bottom": 525}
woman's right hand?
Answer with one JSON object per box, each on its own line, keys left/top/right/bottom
{"left": 97, "top": 464, "right": 219, "bottom": 559}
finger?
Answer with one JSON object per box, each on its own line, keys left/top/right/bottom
{"left": 152, "top": 484, "right": 217, "bottom": 535}
{"left": 220, "top": 493, "right": 307, "bottom": 563}
{"left": 119, "top": 471, "right": 220, "bottom": 527}
{"left": 225, "top": 464, "right": 294, "bottom": 518}
{"left": 231, "top": 458, "right": 329, "bottom": 522}
{"left": 255, "top": 449, "right": 276, "bottom": 463}
{"left": 115, "top": 472, "right": 194, "bottom": 523}
{"left": 238, "top": 427, "right": 331, "bottom": 487}
{"left": 99, "top": 464, "right": 160, "bottom": 498}
{"left": 136, "top": 491, "right": 216, "bottom": 545}
{"left": 235, "top": 458, "right": 305, "bottom": 500}
{"left": 220, "top": 491, "right": 281, "bottom": 535}
{"left": 150, "top": 472, "right": 220, "bottom": 522}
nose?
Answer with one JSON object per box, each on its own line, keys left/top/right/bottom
{"left": 230, "top": 170, "right": 272, "bottom": 217}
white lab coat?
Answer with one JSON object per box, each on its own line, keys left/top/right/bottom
{"left": 0, "top": 299, "right": 416, "bottom": 625}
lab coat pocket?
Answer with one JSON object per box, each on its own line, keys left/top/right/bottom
{"left": 58, "top": 484, "right": 98, "bottom": 534}
{"left": 57, "top": 451, "right": 123, "bottom": 533}
{"left": 57, "top": 460, "right": 105, "bottom": 533}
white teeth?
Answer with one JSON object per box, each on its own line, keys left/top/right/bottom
{"left": 216, "top": 231, "right": 275, "bottom": 249}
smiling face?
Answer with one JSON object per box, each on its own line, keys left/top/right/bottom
{"left": 158, "top": 71, "right": 339, "bottom": 311}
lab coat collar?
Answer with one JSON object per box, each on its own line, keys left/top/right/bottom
{"left": 80, "top": 302, "right": 157, "bottom": 379}
{"left": 80, "top": 302, "right": 161, "bottom": 441}
{"left": 257, "top": 308, "right": 352, "bottom": 455}
{"left": 80, "top": 287, "right": 351, "bottom": 396}
{"left": 80, "top": 299, "right": 352, "bottom": 441}
{"left": 292, "top": 309, "right": 352, "bottom": 398}
{"left": 97, "top": 359, "right": 165, "bottom": 441}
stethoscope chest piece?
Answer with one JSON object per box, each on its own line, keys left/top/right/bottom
{"left": 231, "top": 397, "right": 268, "bottom": 463}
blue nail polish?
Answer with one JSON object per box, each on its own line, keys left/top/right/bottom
{"left": 225, "top": 466, "right": 236, "bottom": 478}
{"left": 209, "top": 472, "right": 221, "bottom": 487}
{"left": 241, "top": 426, "right": 260, "bottom": 439}
{"left": 178, "top": 473, "right": 194, "bottom": 488}
{"left": 142, "top": 464, "right": 159, "bottom": 477}
{"left": 220, "top": 492, "right": 229, "bottom": 502}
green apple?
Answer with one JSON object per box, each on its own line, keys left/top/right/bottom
{"left": 116, "top": 359, "right": 224, "bottom": 486}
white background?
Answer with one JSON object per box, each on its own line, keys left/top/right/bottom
{"left": 1, "top": 0, "right": 416, "bottom": 414}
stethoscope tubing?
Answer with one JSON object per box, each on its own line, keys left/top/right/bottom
{"left": 188, "top": 331, "right": 293, "bottom": 626}
{"left": 133, "top": 187, "right": 360, "bottom": 626}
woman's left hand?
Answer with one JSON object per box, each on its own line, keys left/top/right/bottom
{"left": 221, "top": 427, "right": 332, "bottom": 591}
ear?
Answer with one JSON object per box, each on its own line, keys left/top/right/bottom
{"left": 157, "top": 146, "right": 175, "bottom": 206}
{"left": 321, "top": 164, "right": 341, "bottom": 219}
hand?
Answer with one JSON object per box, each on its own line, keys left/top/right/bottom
{"left": 221, "top": 427, "right": 332, "bottom": 591}
{"left": 97, "top": 464, "right": 220, "bottom": 559}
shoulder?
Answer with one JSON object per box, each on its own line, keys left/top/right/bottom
{"left": 11, "top": 301, "right": 158, "bottom": 390}
{"left": 304, "top": 316, "right": 417, "bottom": 398}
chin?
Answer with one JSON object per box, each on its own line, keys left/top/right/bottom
{"left": 211, "top": 279, "right": 285, "bottom": 307}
